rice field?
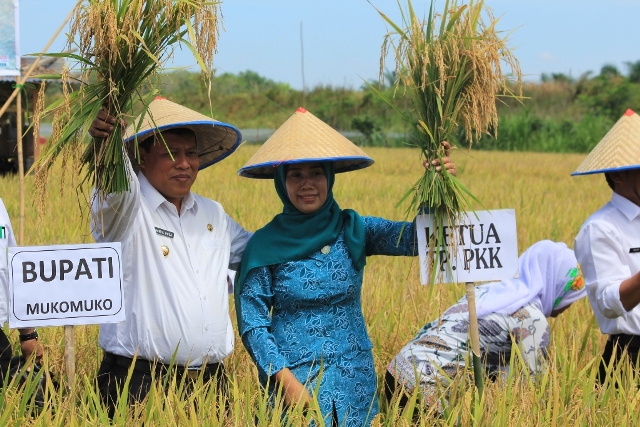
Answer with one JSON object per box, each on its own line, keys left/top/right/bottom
{"left": 1, "top": 145, "right": 636, "bottom": 426}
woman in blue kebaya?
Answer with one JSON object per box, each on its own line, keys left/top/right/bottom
{"left": 235, "top": 108, "right": 455, "bottom": 427}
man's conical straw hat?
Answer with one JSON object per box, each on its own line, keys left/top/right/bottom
{"left": 124, "top": 97, "right": 242, "bottom": 170}
{"left": 238, "top": 107, "right": 374, "bottom": 178}
{"left": 572, "top": 109, "right": 640, "bottom": 176}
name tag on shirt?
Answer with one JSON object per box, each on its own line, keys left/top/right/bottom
{"left": 155, "top": 227, "right": 174, "bottom": 239}
{"left": 630, "top": 247, "right": 640, "bottom": 253}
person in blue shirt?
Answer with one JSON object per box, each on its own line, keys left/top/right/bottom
{"left": 235, "top": 108, "right": 455, "bottom": 427}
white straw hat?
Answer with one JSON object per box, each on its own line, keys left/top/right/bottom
{"left": 123, "top": 96, "right": 241, "bottom": 170}
{"left": 572, "top": 109, "right": 640, "bottom": 176}
{"left": 238, "top": 107, "right": 374, "bottom": 179}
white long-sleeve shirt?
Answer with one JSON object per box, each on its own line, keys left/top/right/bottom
{"left": 92, "top": 168, "right": 251, "bottom": 366}
{"left": 575, "top": 192, "right": 640, "bottom": 335}
{"left": 0, "top": 198, "right": 17, "bottom": 324}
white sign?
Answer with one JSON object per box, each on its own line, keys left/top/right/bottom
{"left": 8, "top": 243, "right": 125, "bottom": 327}
{"left": 0, "top": 0, "right": 20, "bottom": 76}
{"left": 416, "top": 209, "right": 518, "bottom": 284}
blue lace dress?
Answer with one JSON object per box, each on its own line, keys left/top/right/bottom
{"left": 239, "top": 216, "right": 417, "bottom": 427}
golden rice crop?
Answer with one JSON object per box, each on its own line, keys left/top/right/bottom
{"left": 32, "top": 0, "right": 221, "bottom": 217}
{"left": 372, "top": 0, "right": 522, "bottom": 283}
{"left": 0, "top": 147, "right": 629, "bottom": 425}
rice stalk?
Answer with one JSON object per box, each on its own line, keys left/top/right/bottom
{"left": 372, "top": 0, "right": 522, "bottom": 283}
{"left": 32, "top": 0, "right": 221, "bottom": 216}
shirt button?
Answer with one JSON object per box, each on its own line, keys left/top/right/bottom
{"left": 196, "top": 269, "right": 199, "bottom": 274}
{"left": 203, "top": 295, "right": 207, "bottom": 300}
{"left": 205, "top": 326, "right": 209, "bottom": 331}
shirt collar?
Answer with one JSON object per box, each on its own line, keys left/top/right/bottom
{"left": 138, "top": 172, "right": 197, "bottom": 214}
{"left": 611, "top": 191, "right": 640, "bottom": 221}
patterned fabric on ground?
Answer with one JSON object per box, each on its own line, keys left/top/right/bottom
{"left": 387, "top": 287, "right": 550, "bottom": 398}
{"left": 239, "top": 216, "right": 417, "bottom": 427}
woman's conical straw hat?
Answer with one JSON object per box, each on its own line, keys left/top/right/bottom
{"left": 572, "top": 109, "right": 640, "bottom": 176}
{"left": 238, "top": 107, "right": 374, "bottom": 178}
{"left": 123, "top": 97, "right": 242, "bottom": 170}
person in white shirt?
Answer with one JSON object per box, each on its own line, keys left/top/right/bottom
{"left": 573, "top": 109, "right": 640, "bottom": 384}
{"left": 0, "top": 198, "right": 43, "bottom": 381}
{"left": 88, "top": 97, "right": 252, "bottom": 414}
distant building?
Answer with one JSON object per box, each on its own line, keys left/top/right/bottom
{"left": 0, "top": 56, "right": 65, "bottom": 175}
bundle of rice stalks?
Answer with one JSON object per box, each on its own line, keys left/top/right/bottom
{"left": 372, "top": 0, "right": 522, "bottom": 283}
{"left": 33, "top": 0, "right": 220, "bottom": 206}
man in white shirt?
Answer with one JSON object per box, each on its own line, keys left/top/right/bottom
{"left": 1, "top": 198, "right": 43, "bottom": 382}
{"left": 573, "top": 109, "right": 640, "bottom": 384}
{"left": 88, "top": 97, "right": 251, "bottom": 414}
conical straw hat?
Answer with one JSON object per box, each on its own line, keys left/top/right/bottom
{"left": 238, "top": 107, "right": 374, "bottom": 179}
{"left": 123, "top": 97, "right": 241, "bottom": 170}
{"left": 572, "top": 109, "right": 640, "bottom": 176}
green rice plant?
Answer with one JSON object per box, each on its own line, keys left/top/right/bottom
{"left": 32, "top": 0, "right": 221, "bottom": 213}
{"left": 370, "top": 0, "right": 522, "bottom": 283}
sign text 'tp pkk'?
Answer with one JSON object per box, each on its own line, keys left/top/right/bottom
{"left": 416, "top": 209, "right": 519, "bottom": 284}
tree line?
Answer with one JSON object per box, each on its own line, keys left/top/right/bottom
{"left": 42, "top": 61, "right": 640, "bottom": 152}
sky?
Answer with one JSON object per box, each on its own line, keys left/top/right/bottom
{"left": 13, "top": 0, "right": 640, "bottom": 90}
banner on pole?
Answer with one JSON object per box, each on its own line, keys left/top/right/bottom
{"left": 8, "top": 243, "right": 125, "bottom": 327}
{"left": 416, "top": 209, "right": 518, "bottom": 284}
{"left": 0, "top": 0, "right": 20, "bottom": 77}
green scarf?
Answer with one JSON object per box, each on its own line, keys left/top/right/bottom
{"left": 234, "top": 162, "right": 366, "bottom": 334}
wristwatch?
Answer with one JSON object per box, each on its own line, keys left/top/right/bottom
{"left": 19, "top": 329, "right": 38, "bottom": 342}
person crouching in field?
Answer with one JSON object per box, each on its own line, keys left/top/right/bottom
{"left": 573, "top": 109, "right": 640, "bottom": 384}
{"left": 385, "top": 240, "right": 586, "bottom": 412}
{"left": 1, "top": 198, "right": 43, "bottom": 379}
{"left": 88, "top": 97, "right": 252, "bottom": 416}
{"left": 234, "top": 108, "right": 456, "bottom": 427}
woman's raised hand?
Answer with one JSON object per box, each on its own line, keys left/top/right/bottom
{"left": 424, "top": 141, "right": 457, "bottom": 176}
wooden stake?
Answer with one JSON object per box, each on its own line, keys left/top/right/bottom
{"left": 465, "top": 282, "right": 484, "bottom": 399}
{"left": 2, "top": 3, "right": 71, "bottom": 242}
{"left": 64, "top": 325, "right": 76, "bottom": 395}
{"left": 300, "top": 21, "right": 306, "bottom": 107}
{"left": 16, "top": 82, "right": 24, "bottom": 245}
